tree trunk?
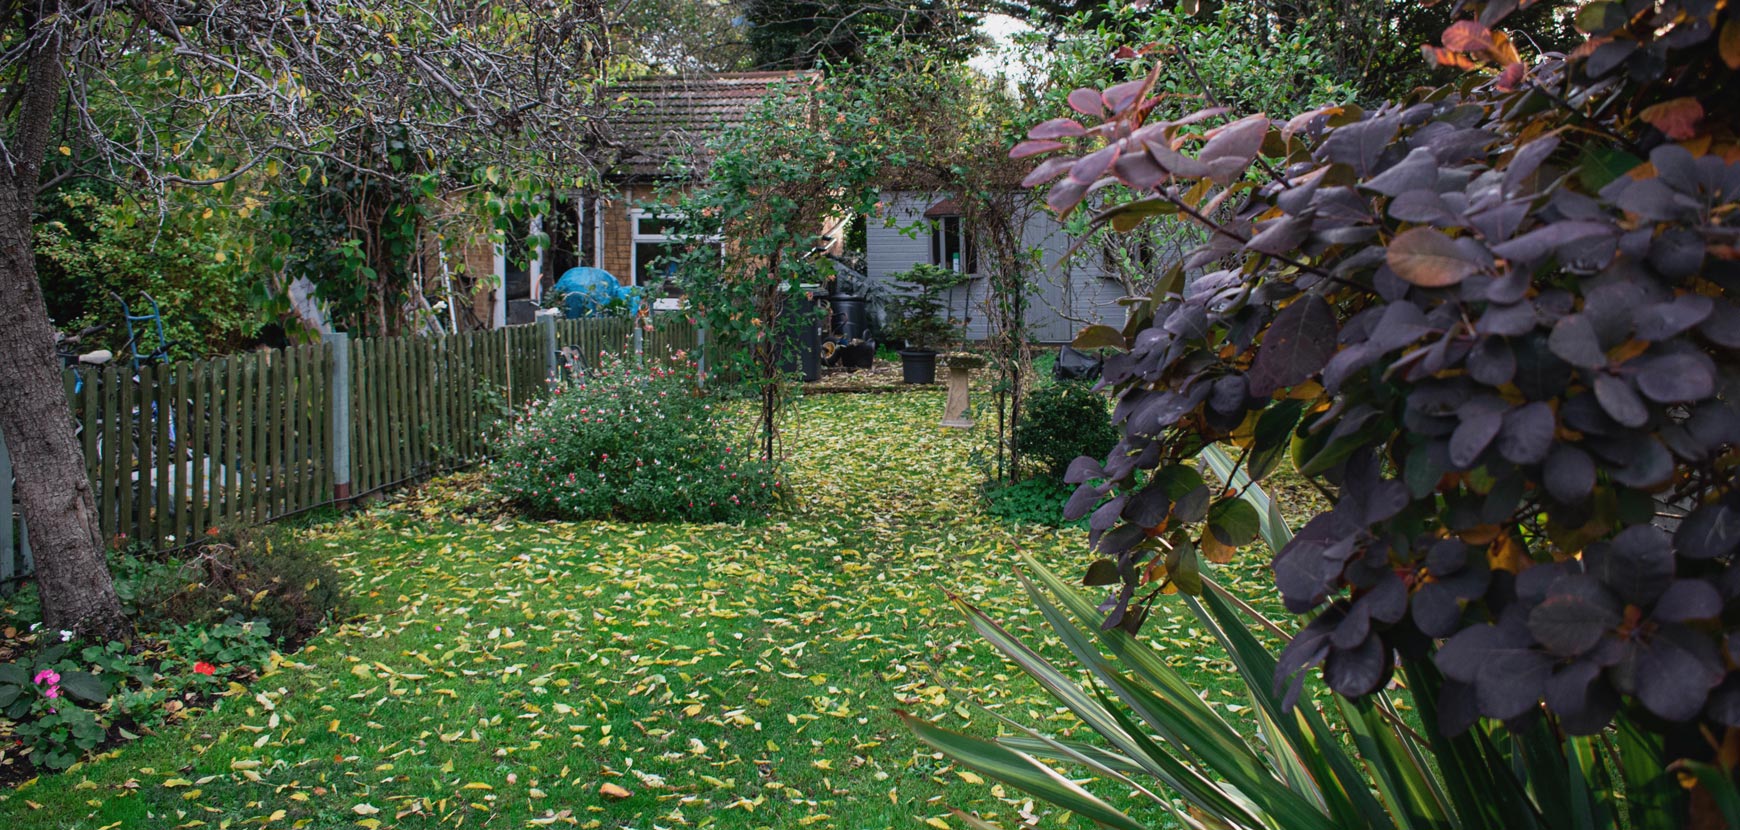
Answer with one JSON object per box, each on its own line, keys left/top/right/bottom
{"left": 0, "top": 8, "right": 131, "bottom": 640}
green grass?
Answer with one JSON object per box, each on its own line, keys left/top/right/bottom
{"left": 0, "top": 392, "right": 1283, "bottom": 830}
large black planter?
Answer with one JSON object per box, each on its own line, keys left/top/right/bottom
{"left": 899, "top": 349, "right": 937, "bottom": 384}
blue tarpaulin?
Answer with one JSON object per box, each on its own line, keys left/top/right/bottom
{"left": 552, "top": 267, "right": 636, "bottom": 318}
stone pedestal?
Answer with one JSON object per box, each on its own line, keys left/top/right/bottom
{"left": 942, "top": 365, "right": 974, "bottom": 429}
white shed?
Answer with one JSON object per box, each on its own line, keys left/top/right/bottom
{"left": 862, "top": 190, "right": 1131, "bottom": 344}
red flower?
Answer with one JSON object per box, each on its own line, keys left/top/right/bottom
{"left": 193, "top": 661, "right": 217, "bottom": 676}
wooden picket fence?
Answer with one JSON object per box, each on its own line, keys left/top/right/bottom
{"left": 0, "top": 315, "right": 701, "bottom": 581}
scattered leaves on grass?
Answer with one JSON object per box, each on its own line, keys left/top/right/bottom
{"left": 0, "top": 393, "right": 1285, "bottom": 828}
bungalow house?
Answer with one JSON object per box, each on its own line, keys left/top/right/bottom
{"left": 462, "top": 71, "right": 822, "bottom": 328}
{"left": 862, "top": 189, "right": 1134, "bottom": 344}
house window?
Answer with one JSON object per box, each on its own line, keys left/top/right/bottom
{"left": 630, "top": 210, "right": 720, "bottom": 287}
{"left": 929, "top": 215, "right": 978, "bottom": 275}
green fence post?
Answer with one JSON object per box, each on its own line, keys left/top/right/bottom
{"left": 0, "top": 429, "right": 19, "bottom": 582}
{"left": 695, "top": 318, "right": 707, "bottom": 387}
{"left": 325, "top": 331, "right": 352, "bottom": 505}
{"left": 538, "top": 314, "right": 558, "bottom": 385}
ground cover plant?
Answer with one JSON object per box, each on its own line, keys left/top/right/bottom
{"left": 911, "top": 0, "right": 1740, "bottom": 826}
{"left": 492, "top": 353, "right": 783, "bottom": 523}
{"left": 0, "top": 528, "right": 347, "bottom": 778}
{"left": 0, "top": 392, "right": 1280, "bottom": 828}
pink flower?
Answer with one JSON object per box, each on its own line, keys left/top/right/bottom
{"left": 33, "top": 669, "right": 61, "bottom": 700}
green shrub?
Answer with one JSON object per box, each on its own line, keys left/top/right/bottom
{"left": 492, "top": 353, "right": 783, "bottom": 523}
{"left": 982, "top": 477, "right": 1083, "bottom": 529}
{"left": 1013, "top": 381, "right": 1117, "bottom": 480}
{"left": 152, "top": 527, "right": 349, "bottom": 647}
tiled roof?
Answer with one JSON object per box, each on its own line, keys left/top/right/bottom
{"left": 602, "top": 71, "right": 819, "bottom": 178}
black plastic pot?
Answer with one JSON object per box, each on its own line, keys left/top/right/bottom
{"left": 899, "top": 349, "right": 937, "bottom": 384}
{"left": 828, "top": 295, "right": 870, "bottom": 341}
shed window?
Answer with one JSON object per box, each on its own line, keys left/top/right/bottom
{"left": 929, "top": 215, "right": 978, "bottom": 274}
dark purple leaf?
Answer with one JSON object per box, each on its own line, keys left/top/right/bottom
{"left": 1497, "top": 402, "right": 1555, "bottom": 465}
{"left": 1546, "top": 660, "right": 1620, "bottom": 735}
{"left": 1449, "top": 398, "right": 1506, "bottom": 469}
{"left": 1063, "top": 482, "right": 1103, "bottom": 521}
{"left": 1436, "top": 619, "right": 1552, "bottom": 720}
{"left": 1653, "top": 580, "right": 1722, "bottom": 622}
{"left": 1363, "top": 147, "right": 1439, "bottom": 196}
{"left": 1585, "top": 38, "right": 1638, "bottom": 76}
{"left": 1064, "top": 456, "right": 1105, "bottom": 485}
{"left": 1389, "top": 190, "right": 1460, "bottom": 225}
{"left": 1323, "top": 116, "right": 1399, "bottom": 176}
{"left": 1676, "top": 504, "right": 1740, "bottom": 561}
{"left": 1698, "top": 301, "right": 1740, "bottom": 348}
{"left": 1046, "top": 177, "right": 1092, "bottom": 214}
{"left": 1022, "top": 156, "right": 1076, "bottom": 188}
{"left": 1633, "top": 352, "right": 1716, "bottom": 403}
{"left": 1011, "top": 139, "right": 1066, "bottom": 159}
{"left": 1247, "top": 293, "right": 1337, "bottom": 396}
{"left": 1199, "top": 114, "right": 1269, "bottom": 184}
{"left": 1090, "top": 497, "right": 1126, "bottom": 532}
{"left": 1608, "top": 436, "right": 1674, "bottom": 490}
{"left": 1635, "top": 624, "right": 1725, "bottom": 721}
{"left": 1029, "top": 117, "right": 1088, "bottom": 140}
{"left": 1543, "top": 444, "right": 1596, "bottom": 504}
{"left": 1412, "top": 585, "right": 1465, "bottom": 637}
{"left": 1649, "top": 228, "right": 1706, "bottom": 278}
{"left": 1479, "top": 302, "right": 1538, "bottom": 336}
{"left": 1593, "top": 373, "right": 1648, "bottom": 427}
{"left": 1633, "top": 294, "right": 1714, "bottom": 341}
{"left": 1273, "top": 514, "right": 1348, "bottom": 613}
{"left": 1527, "top": 575, "right": 1621, "bottom": 656}
{"left": 1112, "top": 151, "right": 1167, "bottom": 189}
{"left": 1067, "top": 87, "right": 1105, "bottom": 117}
{"left": 1070, "top": 143, "right": 1120, "bottom": 184}
{"left": 1467, "top": 336, "right": 1516, "bottom": 386}
{"left": 1095, "top": 523, "right": 1146, "bottom": 556}
{"left": 1275, "top": 610, "right": 1337, "bottom": 710}
{"left": 1324, "top": 634, "right": 1389, "bottom": 697}
{"left": 1246, "top": 214, "right": 1311, "bottom": 256}
{"left": 1547, "top": 314, "right": 1607, "bottom": 369}
{"left": 1102, "top": 79, "right": 1146, "bottom": 114}
{"left": 1143, "top": 140, "right": 1211, "bottom": 179}
{"left": 1706, "top": 675, "right": 1740, "bottom": 728}
{"left": 1503, "top": 136, "right": 1561, "bottom": 196}
{"left": 1489, "top": 220, "right": 1617, "bottom": 265}
{"left": 1121, "top": 480, "right": 1171, "bottom": 528}
{"left": 1585, "top": 525, "right": 1674, "bottom": 606}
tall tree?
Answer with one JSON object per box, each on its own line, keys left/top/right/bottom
{"left": 612, "top": 0, "right": 754, "bottom": 74}
{"left": 740, "top": 0, "right": 984, "bottom": 68}
{"left": 0, "top": 0, "right": 609, "bottom": 637}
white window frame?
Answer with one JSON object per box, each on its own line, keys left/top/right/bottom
{"left": 929, "top": 215, "right": 978, "bottom": 276}
{"left": 629, "top": 208, "right": 721, "bottom": 287}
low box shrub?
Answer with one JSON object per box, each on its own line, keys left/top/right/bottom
{"left": 1013, "top": 380, "right": 1119, "bottom": 480}
{"left": 491, "top": 353, "right": 783, "bottom": 523}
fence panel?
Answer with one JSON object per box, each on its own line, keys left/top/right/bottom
{"left": 3, "top": 317, "right": 659, "bottom": 578}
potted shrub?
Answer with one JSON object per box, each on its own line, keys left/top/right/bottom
{"left": 881, "top": 264, "right": 966, "bottom": 384}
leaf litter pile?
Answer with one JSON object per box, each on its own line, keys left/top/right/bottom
{"left": 0, "top": 392, "right": 1279, "bottom": 829}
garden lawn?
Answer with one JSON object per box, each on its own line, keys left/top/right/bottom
{"left": 0, "top": 392, "right": 1277, "bottom": 830}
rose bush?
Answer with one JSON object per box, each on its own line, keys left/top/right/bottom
{"left": 492, "top": 353, "right": 783, "bottom": 523}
